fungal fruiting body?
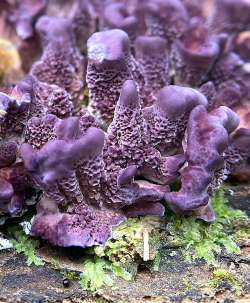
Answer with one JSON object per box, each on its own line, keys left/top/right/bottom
{"left": 0, "top": 0, "right": 249, "bottom": 248}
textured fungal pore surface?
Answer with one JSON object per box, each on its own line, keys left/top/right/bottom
{"left": 31, "top": 15, "right": 85, "bottom": 107}
{"left": 135, "top": 35, "right": 169, "bottom": 106}
{"left": 143, "top": 85, "right": 208, "bottom": 155}
{"left": 0, "top": 0, "right": 249, "bottom": 249}
{"left": 87, "top": 29, "right": 132, "bottom": 125}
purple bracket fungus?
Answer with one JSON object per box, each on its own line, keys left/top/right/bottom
{"left": 9, "top": 0, "right": 47, "bottom": 40}
{"left": 21, "top": 122, "right": 104, "bottom": 191}
{"left": 0, "top": 79, "right": 32, "bottom": 139}
{"left": 69, "top": 0, "right": 97, "bottom": 53}
{"left": 164, "top": 105, "right": 239, "bottom": 222}
{"left": 31, "top": 202, "right": 125, "bottom": 247}
{"left": 0, "top": 162, "right": 30, "bottom": 216}
{"left": 199, "top": 81, "right": 217, "bottom": 110}
{"left": 31, "top": 16, "right": 85, "bottom": 107}
{"left": 1, "top": 0, "right": 250, "bottom": 247}
{"left": 78, "top": 108, "right": 100, "bottom": 133}
{"left": 35, "top": 15, "right": 74, "bottom": 48}
{"left": 208, "top": 51, "right": 249, "bottom": 107}
{"left": 20, "top": 118, "right": 123, "bottom": 247}
{"left": 25, "top": 114, "right": 59, "bottom": 150}
{"left": 223, "top": 128, "right": 250, "bottom": 181}
{"left": 31, "top": 77, "right": 74, "bottom": 119}
{"left": 209, "top": 52, "right": 244, "bottom": 88}
{"left": 143, "top": 0, "right": 188, "bottom": 49}
{"left": 86, "top": 29, "right": 133, "bottom": 126}
{"left": 210, "top": 0, "right": 250, "bottom": 35}
{"left": 102, "top": 2, "right": 138, "bottom": 42}
{"left": 106, "top": 80, "right": 185, "bottom": 186}
{"left": 21, "top": 117, "right": 126, "bottom": 247}
{"left": 1, "top": 75, "right": 74, "bottom": 140}
{"left": 21, "top": 87, "right": 171, "bottom": 246}
{"left": 0, "top": 140, "right": 18, "bottom": 169}
{"left": 174, "top": 20, "right": 220, "bottom": 87}
{"left": 143, "top": 85, "right": 208, "bottom": 156}
{"left": 134, "top": 36, "right": 169, "bottom": 106}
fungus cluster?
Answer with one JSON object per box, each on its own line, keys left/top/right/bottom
{"left": 0, "top": 0, "right": 249, "bottom": 248}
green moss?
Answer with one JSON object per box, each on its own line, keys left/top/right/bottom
{"left": 63, "top": 270, "right": 79, "bottom": 281}
{"left": 78, "top": 217, "right": 165, "bottom": 291}
{"left": 9, "top": 227, "right": 44, "bottom": 267}
{"left": 93, "top": 216, "right": 164, "bottom": 277}
{"left": 80, "top": 257, "right": 113, "bottom": 291}
{"left": 7, "top": 188, "right": 248, "bottom": 293}
{"left": 208, "top": 268, "right": 243, "bottom": 296}
{"left": 165, "top": 189, "right": 248, "bottom": 265}
{"left": 50, "top": 258, "right": 61, "bottom": 270}
{"left": 80, "top": 188, "right": 248, "bottom": 291}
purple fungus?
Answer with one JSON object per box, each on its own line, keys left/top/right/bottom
{"left": 199, "top": 81, "right": 217, "bottom": 110}
{"left": 0, "top": 178, "right": 14, "bottom": 204}
{"left": 135, "top": 36, "right": 169, "bottom": 106}
{"left": 103, "top": 2, "right": 138, "bottom": 42}
{"left": 224, "top": 128, "right": 250, "bottom": 181}
{"left": 25, "top": 114, "right": 59, "bottom": 149}
{"left": 22, "top": 118, "right": 105, "bottom": 206}
{"left": 124, "top": 200, "right": 165, "bottom": 217}
{"left": 31, "top": 16, "right": 85, "bottom": 107}
{"left": 31, "top": 203, "right": 125, "bottom": 247}
{"left": 0, "top": 163, "right": 29, "bottom": 216}
{"left": 106, "top": 80, "right": 185, "bottom": 186}
{"left": 174, "top": 20, "right": 220, "bottom": 86}
{"left": 0, "top": 178, "right": 14, "bottom": 214}
{"left": 70, "top": 0, "right": 96, "bottom": 53}
{"left": 31, "top": 78, "right": 74, "bottom": 119}
{"left": 21, "top": 125, "right": 105, "bottom": 189}
{"left": 211, "top": 0, "right": 250, "bottom": 34}
{"left": 35, "top": 15, "right": 74, "bottom": 47}
{"left": 78, "top": 109, "right": 99, "bottom": 133}
{"left": 143, "top": 85, "right": 208, "bottom": 155}
{"left": 86, "top": 29, "right": 133, "bottom": 126}
{"left": 0, "top": 79, "right": 32, "bottom": 138}
{"left": 143, "top": 0, "right": 188, "bottom": 48}
{"left": 0, "top": 141, "right": 18, "bottom": 169}
{"left": 10, "top": 0, "right": 47, "bottom": 40}
{"left": 164, "top": 105, "right": 239, "bottom": 222}
{"left": 106, "top": 79, "right": 143, "bottom": 153}
{"left": 209, "top": 52, "right": 244, "bottom": 87}
{"left": 208, "top": 51, "right": 248, "bottom": 107}
{"left": 22, "top": 120, "right": 128, "bottom": 247}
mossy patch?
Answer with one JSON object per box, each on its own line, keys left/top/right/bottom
{"left": 9, "top": 226, "right": 44, "bottom": 267}
{"left": 165, "top": 188, "right": 248, "bottom": 265}
{"left": 208, "top": 268, "right": 243, "bottom": 295}
{"left": 4, "top": 188, "right": 249, "bottom": 293}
